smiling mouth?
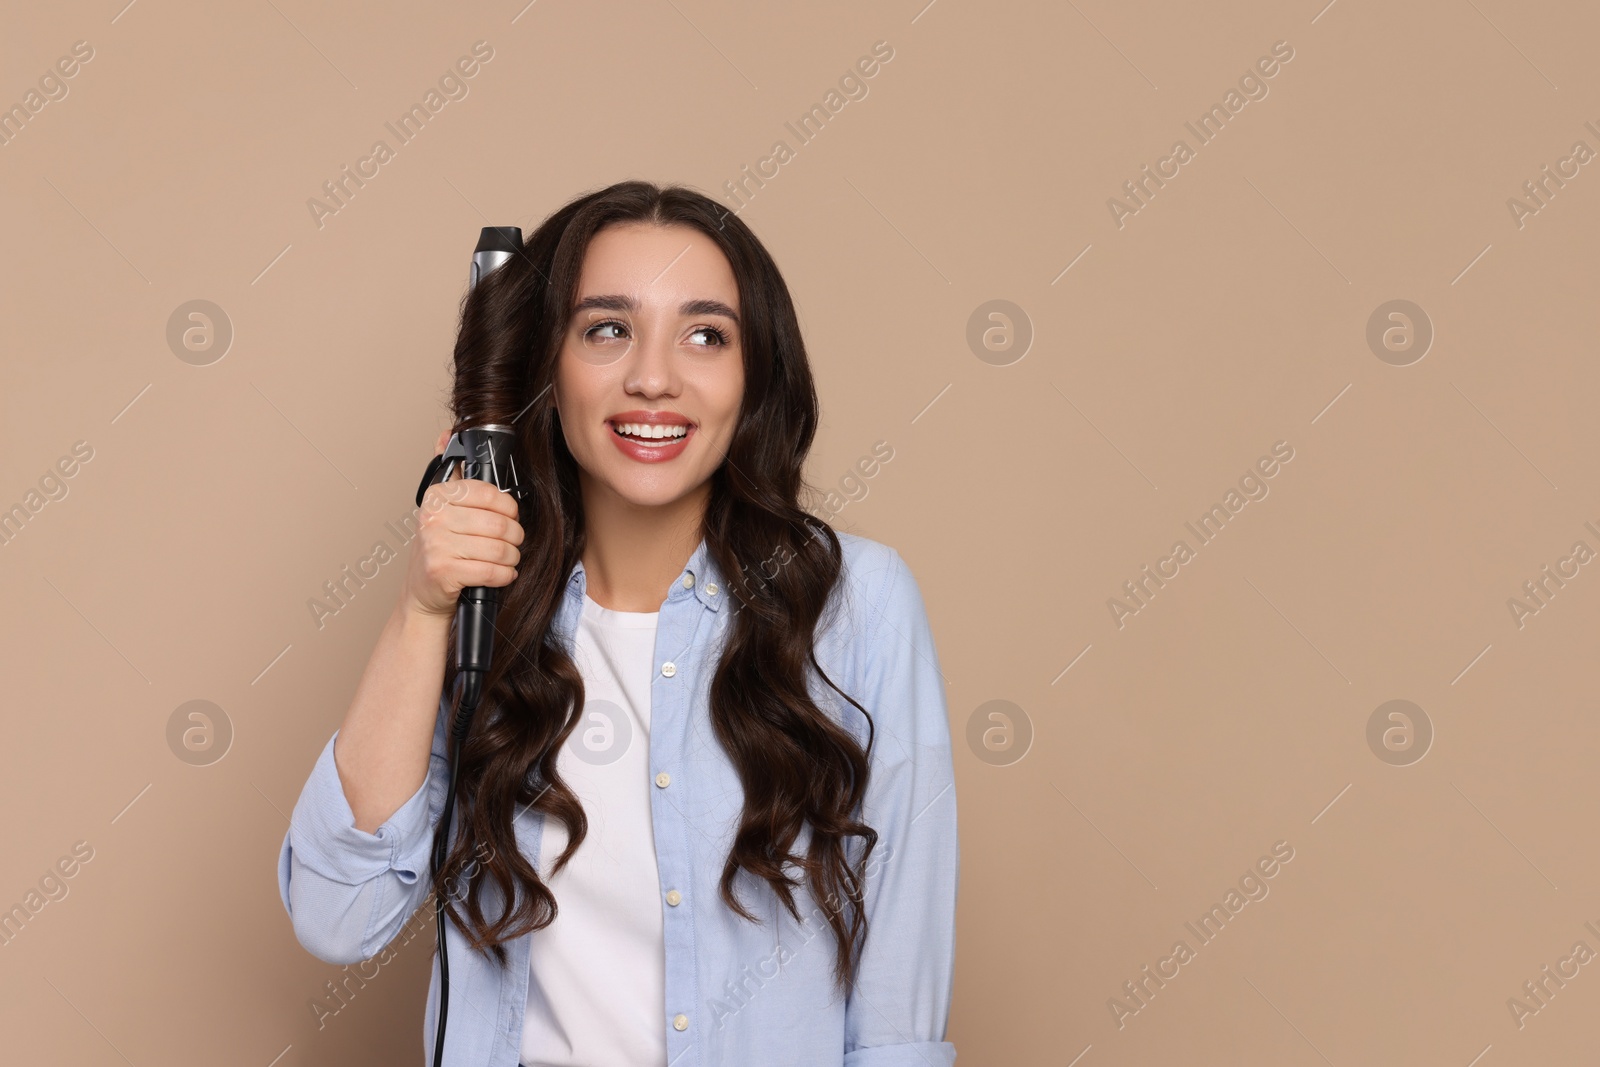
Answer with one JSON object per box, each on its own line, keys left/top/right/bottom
{"left": 609, "top": 420, "right": 693, "bottom": 445}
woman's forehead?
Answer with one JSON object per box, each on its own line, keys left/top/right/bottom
{"left": 577, "top": 222, "right": 739, "bottom": 307}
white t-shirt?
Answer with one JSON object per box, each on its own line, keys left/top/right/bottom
{"left": 519, "top": 592, "right": 668, "bottom": 1067}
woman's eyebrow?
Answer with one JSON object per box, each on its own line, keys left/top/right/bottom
{"left": 679, "top": 298, "right": 740, "bottom": 325}
{"left": 573, "top": 294, "right": 739, "bottom": 325}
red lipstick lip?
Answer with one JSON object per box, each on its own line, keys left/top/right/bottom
{"left": 606, "top": 410, "right": 694, "bottom": 427}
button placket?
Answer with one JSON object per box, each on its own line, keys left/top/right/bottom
{"left": 655, "top": 570, "right": 720, "bottom": 1056}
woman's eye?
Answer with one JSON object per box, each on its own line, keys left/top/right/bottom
{"left": 584, "top": 320, "right": 628, "bottom": 342}
{"left": 689, "top": 325, "right": 731, "bottom": 347}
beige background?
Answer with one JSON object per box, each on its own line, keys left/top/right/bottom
{"left": 2, "top": 0, "right": 1597, "bottom": 1063}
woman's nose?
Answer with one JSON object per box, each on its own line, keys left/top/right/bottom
{"left": 625, "top": 327, "right": 677, "bottom": 392}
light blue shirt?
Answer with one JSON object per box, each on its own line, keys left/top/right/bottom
{"left": 277, "top": 531, "right": 959, "bottom": 1066}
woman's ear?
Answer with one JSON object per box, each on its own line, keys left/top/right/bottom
{"left": 435, "top": 426, "right": 452, "bottom": 455}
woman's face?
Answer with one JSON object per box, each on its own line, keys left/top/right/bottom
{"left": 554, "top": 221, "right": 745, "bottom": 510}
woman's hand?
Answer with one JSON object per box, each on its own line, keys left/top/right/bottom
{"left": 398, "top": 427, "right": 525, "bottom": 619}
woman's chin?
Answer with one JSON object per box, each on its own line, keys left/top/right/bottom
{"left": 604, "top": 476, "right": 699, "bottom": 510}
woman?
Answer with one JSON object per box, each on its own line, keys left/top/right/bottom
{"left": 276, "top": 181, "right": 959, "bottom": 1067}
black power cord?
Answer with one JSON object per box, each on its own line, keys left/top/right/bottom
{"left": 431, "top": 667, "right": 484, "bottom": 1067}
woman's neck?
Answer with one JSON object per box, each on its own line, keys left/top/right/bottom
{"left": 578, "top": 476, "right": 709, "bottom": 612}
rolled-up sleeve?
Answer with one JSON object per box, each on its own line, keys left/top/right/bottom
{"left": 277, "top": 689, "right": 452, "bottom": 965}
{"left": 843, "top": 549, "right": 960, "bottom": 1066}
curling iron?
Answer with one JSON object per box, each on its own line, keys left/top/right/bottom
{"left": 414, "top": 224, "right": 526, "bottom": 1067}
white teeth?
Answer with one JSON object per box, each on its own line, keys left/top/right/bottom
{"left": 615, "top": 422, "right": 688, "bottom": 440}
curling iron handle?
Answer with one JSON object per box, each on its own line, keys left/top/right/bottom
{"left": 454, "top": 587, "right": 499, "bottom": 676}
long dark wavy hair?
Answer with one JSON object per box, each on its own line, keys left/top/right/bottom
{"left": 430, "top": 180, "right": 879, "bottom": 996}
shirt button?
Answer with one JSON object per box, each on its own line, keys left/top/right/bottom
{"left": 666, "top": 889, "right": 682, "bottom": 906}
{"left": 661, "top": 661, "right": 677, "bottom": 677}
{"left": 673, "top": 1014, "right": 689, "bottom": 1031}
{"left": 705, "top": 582, "right": 718, "bottom": 596}
{"left": 655, "top": 772, "right": 671, "bottom": 788}
{"left": 682, "top": 574, "right": 694, "bottom": 589}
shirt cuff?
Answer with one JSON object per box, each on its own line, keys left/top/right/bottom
{"left": 286, "top": 729, "right": 436, "bottom": 888}
{"left": 844, "top": 1040, "right": 957, "bottom": 1066}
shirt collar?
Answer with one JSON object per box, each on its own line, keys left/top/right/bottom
{"left": 563, "top": 535, "right": 725, "bottom": 613}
